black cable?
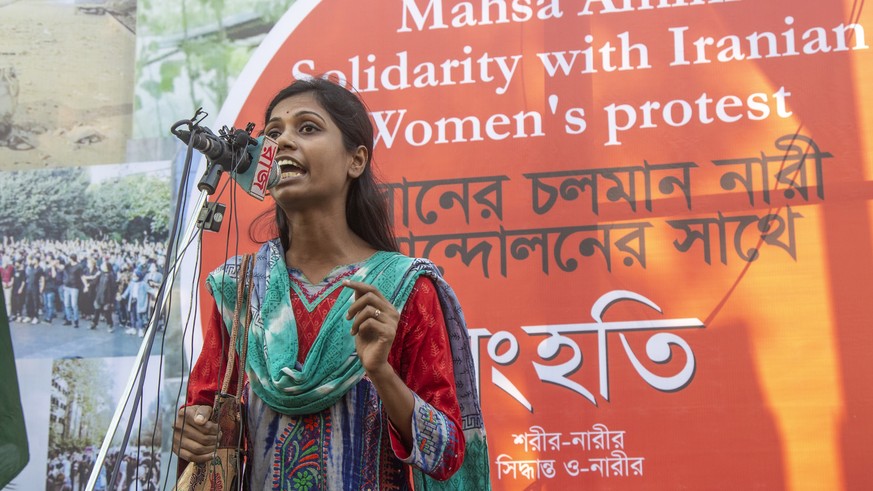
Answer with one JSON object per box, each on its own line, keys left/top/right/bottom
{"left": 145, "top": 133, "right": 201, "bottom": 487}
{"left": 158, "top": 125, "right": 249, "bottom": 489}
{"left": 105, "top": 134, "right": 198, "bottom": 490}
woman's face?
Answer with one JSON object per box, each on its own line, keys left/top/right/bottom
{"left": 264, "top": 92, "right": 366, "bottom": 210}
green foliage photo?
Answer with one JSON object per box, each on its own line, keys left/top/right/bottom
{"left": 135, "top": 0, "right": 298, "bottom": 139}
{"left": 0, "top": 168, "right": 171, "bottom": 242}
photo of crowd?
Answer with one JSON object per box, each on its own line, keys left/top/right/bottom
{"left": 2, "top": 162, "right": 174, "bottom": 488}
{"left": 2, "top": 238, "right": 166, "bottom": 337}
{"left": 44, "top": 356, "right": 163, "bottom": 491}
{"left": 46, "top": 445, "right": 161, "bottom": 491}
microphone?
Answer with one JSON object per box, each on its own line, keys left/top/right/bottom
{"left": 175, "top": 124, "right": 280, "bottom": 200}
{"left": 238, "top": 134, "right": 280, "bottom": 200}
{"left": 175, "top": 126, "right": 247, "bottom": 170}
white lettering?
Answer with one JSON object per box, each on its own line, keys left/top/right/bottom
{"left": 603, "top": 87, "right": 794, "bottom": 145}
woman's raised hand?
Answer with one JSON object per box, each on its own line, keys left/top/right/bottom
{"left": 343, "top": 280, "right": 399, "bottom": 375}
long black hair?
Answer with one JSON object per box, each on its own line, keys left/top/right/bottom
{"left": 250, "top": 77, "right": 399, "bottom": 253}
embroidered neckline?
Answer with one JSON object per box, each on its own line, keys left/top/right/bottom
{"left": 286, "top": 259, "right": 366, "bottom": 311}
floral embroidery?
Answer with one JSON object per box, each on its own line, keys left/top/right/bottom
{"left": 292, "top": 470, "right": 315, "bottom": 490}
{"left": 272, "top": 412, "right": 331, "bottom": 491}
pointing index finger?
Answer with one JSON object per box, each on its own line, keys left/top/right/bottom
{"left": 342, "top": 279, "right": 379, "bottom": 296}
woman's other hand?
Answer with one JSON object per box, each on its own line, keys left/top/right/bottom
{"left": 172, "top": 405, "right": 218, "bottom": 464}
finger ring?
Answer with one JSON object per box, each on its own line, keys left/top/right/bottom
{"left": 373, "top": 308, "right": 381, "bottom": 319}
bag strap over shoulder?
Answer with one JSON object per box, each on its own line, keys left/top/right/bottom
{"left": 220, "top": 254, "right": 254, "bottom": 395}
{"left": 236, "top": 255, "right": 254, "bottom": 399}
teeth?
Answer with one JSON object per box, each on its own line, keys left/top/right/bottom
{"left": 276, "top": 159, "right": 303, "bottom": 170}
{"left": 276, "top": 159, "right": 304, "bottom": 179}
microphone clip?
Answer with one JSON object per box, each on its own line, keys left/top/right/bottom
{"left": 171, "top": 109, "right": 258, "bottom": 195}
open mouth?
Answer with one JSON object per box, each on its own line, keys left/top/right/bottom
{"left": 277, "top": 159, "right": 306, "bottom": 179}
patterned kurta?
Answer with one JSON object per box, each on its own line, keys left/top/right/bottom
{"left": 187, "top": 259, "right": 465, "bottom": 490}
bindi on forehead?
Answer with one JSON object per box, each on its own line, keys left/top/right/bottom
{"left": 272, "top": 100, "right": 326, "bottom": 118}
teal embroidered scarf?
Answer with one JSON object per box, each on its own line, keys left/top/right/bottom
{"left": 207, "top": 240, "right": 417, "bottom": 415}
{"left": 206, "top": 239, "right": 490, "bottom": 488}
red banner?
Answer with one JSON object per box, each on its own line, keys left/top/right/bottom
{"left": 199, "top": 1, "right": 873, "bottom": 488}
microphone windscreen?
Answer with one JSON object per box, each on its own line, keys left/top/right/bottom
{"left": 231, "top": 135, "right": 279, "bottom": 201}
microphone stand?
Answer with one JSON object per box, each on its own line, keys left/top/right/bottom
{"left": 84, "top": 190, "right": 209, "bottom": 491}
{"left": 85, "top": 111, "right": 247, "bottom": 490}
